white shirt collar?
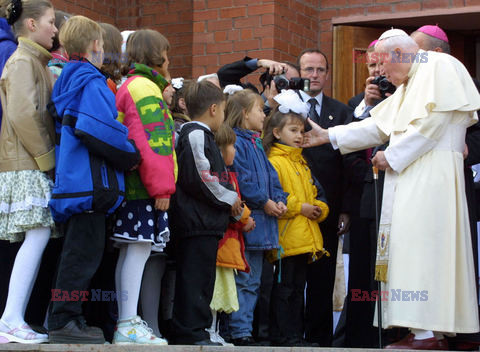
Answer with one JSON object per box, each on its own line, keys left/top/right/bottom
{"left": 299, "top": 90, "right": 323, "bottom": 106}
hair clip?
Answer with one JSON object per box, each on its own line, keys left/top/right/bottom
{"left": 273, "top": 89, "right": 309, "bottom": 118}
{"left": 171, "top": 77, "right": 184, "bottom": 90}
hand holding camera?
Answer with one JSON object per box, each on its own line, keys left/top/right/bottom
{"left": 371, "top": 75, "right": 396, "bottom": 99}
{"left": 365, "top": 75, "right": 396, "bottom": 106}
{"left": 257, "top": 59, "right": 286, "bottom": 75}
{"left": 260, "top": 70, "right": 310, "bottom": 93}
{"left": 365, "top": 76, "right": 382, "bottom": 106}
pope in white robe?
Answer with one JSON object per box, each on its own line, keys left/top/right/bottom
{"left": 303, "top": 29, "right": 480, "bottom": 349}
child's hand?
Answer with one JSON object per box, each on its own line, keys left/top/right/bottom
{"left": 264, "top": 199, "right": 282, "bottom": 217}
{"left": 312, "top": 206, "right": 322, "bottom": 219}
{"left": 301, "top": 203, "right": 321, "bottom": 220}
{"left": 243, "top": 217, "right": 256, "bottom": 232}
{"left": 155, "top": 198, "right": 170, "bottom": 211}
{"left": 231, "top": 197, "right": 243, "bottom": 217}
{"left": 277, "top": 201, "right": 287, "bottom": 216}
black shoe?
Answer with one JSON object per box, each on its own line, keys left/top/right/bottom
{"left": 49, "top": 320, "right": 105, "bottom": 344}
{"left": 193, "top": 339, "right": 222, "bottom": 346}
{"left": 232, "top": 336, "right": 264, "bottom": 346}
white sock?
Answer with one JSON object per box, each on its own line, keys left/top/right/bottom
{"left": 115, "top": 245, "right": 127, "bottom": 320}
{"left": 118, "top": 242, "right": 151, "bottom": 320}
{"left": 411, "top": 329, "right": 434, "bottom": 340}
{"left": 140, "top": 255, "right": 165, "bottom": 337}
{"left": 1, "top": 227, "right": 50, "bottom": 328}
{"left": 207, "top": 309, "right": 217, "bottom": 332}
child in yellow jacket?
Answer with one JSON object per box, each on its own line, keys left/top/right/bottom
{"left": 263, "top": 107, "right": 329, "bottom": 346}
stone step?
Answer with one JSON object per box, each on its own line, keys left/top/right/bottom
{"left": 0, "top": 345, "right": 460, "bottom": 352}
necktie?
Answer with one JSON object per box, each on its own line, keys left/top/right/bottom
{"left": 308, "top": 98, "right": 319, "bottom": 123}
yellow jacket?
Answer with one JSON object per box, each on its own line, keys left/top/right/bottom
{"left": 267, "top": 143, "right": 329, "bottom": 262}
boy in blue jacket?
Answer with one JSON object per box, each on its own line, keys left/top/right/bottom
{"left": 47, "top": 16, "right": 140, "bottom": 344}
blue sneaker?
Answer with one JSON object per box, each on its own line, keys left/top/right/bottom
{"left": 113, "top": 316, "right": 167, "bottom": 345}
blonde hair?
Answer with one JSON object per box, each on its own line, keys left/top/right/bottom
{"left": 6, "top": 0, "right": 53, "bottom": 36}
{"left": 99, "top": 22, "right": 122, "bottom": 83}
{"left": 0, "top": 0, "right": 9, "bottom": 18}
{"left": 60, "top": 15, "right": 104, "bottom": 59}
{"left": 224, "top": 89, "right": 263, "bottom": 129}
{"left": 126, "top": 29, "right": 170, "bottom": 69}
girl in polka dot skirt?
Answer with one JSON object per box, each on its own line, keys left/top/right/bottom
{"left": 111, "top": 29, "right": 176, "bottom": 345}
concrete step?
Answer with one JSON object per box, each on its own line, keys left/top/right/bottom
{"left": 0, "top": 345, "right": 462, "bottom": 352}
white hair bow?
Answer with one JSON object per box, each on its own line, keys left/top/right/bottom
{"left": 273, "top": 89, "right": 309, "bottom": 118}
{"left": 223, "top": 84, "right": 244, "bottom": 95}
{"left": 171, "top": 77, "right": 184, "bottom": 90}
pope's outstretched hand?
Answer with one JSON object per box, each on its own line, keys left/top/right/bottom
{"left": 302, "top": 118, "right": 330, "bottom": 148}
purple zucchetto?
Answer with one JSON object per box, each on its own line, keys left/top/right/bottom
{"left": 416, "top": 25, "right": 449, "bottom": 43}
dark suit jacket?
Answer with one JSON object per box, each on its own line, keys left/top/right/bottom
{"left": 302, "top": 94, "right": 354, "bottom": 217}
{"left": 348, "top": 92, "right": 364, "bottom": 110}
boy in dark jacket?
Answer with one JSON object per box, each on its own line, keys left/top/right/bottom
{"left": 170, "top": 80, "right": 241, "bottom": 345}
{"left": 47, "top": 16, "right": 140, "bottom": 344}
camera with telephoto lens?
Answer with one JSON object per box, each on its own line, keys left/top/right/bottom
{"left": 371, "top": 75, "right": 396, "bottom": 99}
{"left": 260, "top": 71, "right": 310, "bottom": 92}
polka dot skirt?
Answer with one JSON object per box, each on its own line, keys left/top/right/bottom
{"left": 112, "top": 199, "right": 170, "bottom": 252}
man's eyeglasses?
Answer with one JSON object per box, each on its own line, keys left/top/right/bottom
{"left": 301, "top": 67, "right": 327, "bottom": 74}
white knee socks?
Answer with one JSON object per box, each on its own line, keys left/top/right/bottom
{"left": 1, "top": 227, "right": 50, "bottom": 327}
{"left": 116, "top": 242, "right": 151, "bottom": 320}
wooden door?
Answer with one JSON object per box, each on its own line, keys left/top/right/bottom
{"left": 332, "top": 25, "right": 386, "bottom": 104}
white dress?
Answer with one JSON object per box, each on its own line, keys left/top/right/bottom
{"left": 330, "top": 51, "right": 480, "bottom": 333}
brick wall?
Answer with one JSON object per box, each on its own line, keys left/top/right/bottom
{"left": 191, "top": 0, "right": 276, "bottom": 86}
{"left": 52, "top": 0, "right": 116, "bottom": 24}
{"left": 52, "top": 0, "right": 319, "bottom": 85}
{"left": 52, "top": 0, "right": 477, "bottom": 91}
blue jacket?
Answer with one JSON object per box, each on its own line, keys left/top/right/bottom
{"left": 231, "top": 127, "right": 287, "bottom": 250}
{"left": 48, "top": 60, "right": 140, "bottom": 223}
{"left": 0, "top": 18, "right": 17, "bottom": 127}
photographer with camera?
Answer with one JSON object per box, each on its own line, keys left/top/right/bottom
{"left": 350, "top": 40, "right": 395, "bottom": 121}
{"left": 260, "top": 63, "right": 309, "bottom": 115}
{"left": 295, "top": 49, "right": 354, "bottom": 347}
{"left": 217, "top": 57, "right": 300, "bottom": 118}
{"left": 217, "top": 56, "right": 294, "bottom": 93}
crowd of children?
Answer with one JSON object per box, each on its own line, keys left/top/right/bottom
{"left": 0, "top": 0, "right": 331, "bottom": 346}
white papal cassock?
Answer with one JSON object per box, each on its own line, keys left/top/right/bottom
{"left": 330, "top": 50, "right": 480, "bottom": 333}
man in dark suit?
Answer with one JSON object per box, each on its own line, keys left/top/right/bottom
{"left": 298, "top": 49, "right": 354, "bottom": 346}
